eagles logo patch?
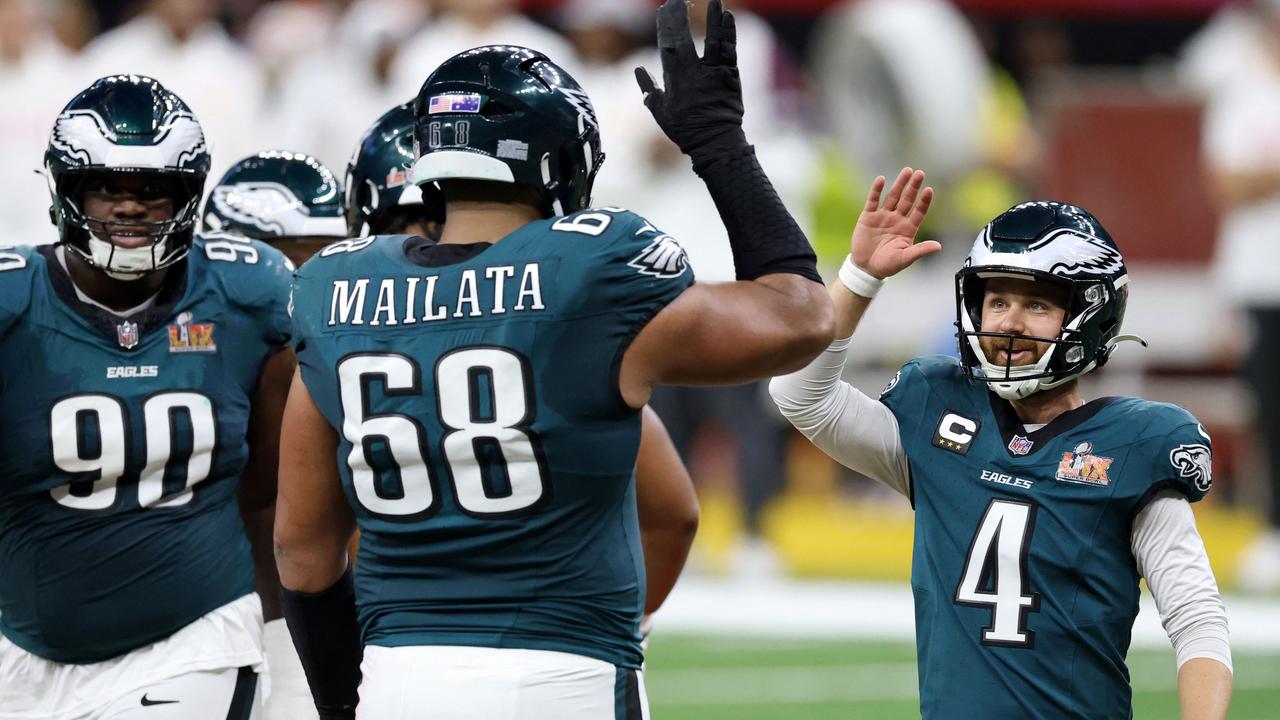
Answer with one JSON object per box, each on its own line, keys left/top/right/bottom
{"left": 628, "top": 235, "right": 689, "bottom": 278}
{"left": 879, "top": 370, "right": 901, "bottom": 399}
{"left": 1170, "top": 443, "right": 1212, "bottom": 492}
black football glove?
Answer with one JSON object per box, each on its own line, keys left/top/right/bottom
{"left": 635, "top": 0, "right": 746, "bottom": 163}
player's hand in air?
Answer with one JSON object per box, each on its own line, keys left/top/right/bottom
{"left": 850, "top": 168, "right": 940, "bottom": 279}
{"left": 635, "top": 0, "right": 744, "bottom": 159}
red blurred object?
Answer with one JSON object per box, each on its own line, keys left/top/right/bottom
{"left": 1038, "top": 76, "right": 1217, "bottom": 264}
{"left": 520, "top": 0, "right": 1232, "bottom": 18}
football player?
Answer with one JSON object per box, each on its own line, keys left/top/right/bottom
{"left": 201, "top": 149, "right": 353, "bottom": 720}
{"left": 202, "top": 150, "right": 350, "bottom": 267}
{"left": 345, "top": 100, "right": 700, "bottom": 642}
{"left": 770, "top": 170, "right": 1233, "bottom": 719}
{"left": 0, "top": 76, "right": 294, "bottom": 718}
{"left": 344, "top": 102, "right": 446, "bottom": 243}
{"left": 273, "top": 1, "right": 834, "bottom": 717}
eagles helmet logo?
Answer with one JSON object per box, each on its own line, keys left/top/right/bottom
{"left": 973, "top": 226, "right": 1125, "bottom": 278}
{"left": 628, "top": 235, "right": 689, "bottom": 278}
{"left": 556, "top": 86, "right": 599, "bottom": 131}
{"left": 1170, "top": 443, "right": 1213, "bottom": 492}
{"left": 209, "top": 182, "right": 304, "bottom": 236}
{"left": 50, "top": 109, "right": 207, "bottom": 170}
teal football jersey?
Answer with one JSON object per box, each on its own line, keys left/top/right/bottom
{"left": 290, "top": 208, "right": 693, "bottom": 670}
{"left": 880, "top": 355, "right": 1212, "bottom": 719}
{"left": 0, "top": 237, "right": 291, "bottom": 663}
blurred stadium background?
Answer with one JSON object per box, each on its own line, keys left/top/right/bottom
{"left": 5, "top": 0, "right": 1280, "bottom": 715}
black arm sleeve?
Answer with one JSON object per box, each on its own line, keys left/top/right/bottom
{"left": 690, "top": 135, "right": 823, "bottom": 284}
{"left": 279, "top": 566, "right": 363, "bottom": 720}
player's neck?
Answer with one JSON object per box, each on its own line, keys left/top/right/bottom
{"left": 438, "top": 200, "right": 543, "bottom": 246}
{"left": 63, "top": 247, "right": 168, "bottom": 312}
{"left": 1008, "top": 380, "right": 1084, "bottom": 427}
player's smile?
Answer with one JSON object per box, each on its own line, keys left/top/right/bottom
{"left": 81, "top": 178, "right": 177, "bottom": 249}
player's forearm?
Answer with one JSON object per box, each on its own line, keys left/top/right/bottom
{"left": 242, "top": 502, "right": 284, "bottom": 621}
{"left": 280, "top": 564, "right": 363, "bottom": 720}
{"left": 1178, "top": 657, "right": 1232, "bottom": 720}
{"left": 831, "top": 280, "right": 874, "bottom": 339}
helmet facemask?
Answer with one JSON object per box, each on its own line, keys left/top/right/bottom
{"left": 45, "top": 76, "right": 212, "bottom": 281}
{"left": 957, "top": 269, "right": 1126, "bottom": 399}
{"left": 953, "top": 201, "right": 1144, "bottom": 400}
{"left": 53, "top": 167, "right": 204, "bottom": 281}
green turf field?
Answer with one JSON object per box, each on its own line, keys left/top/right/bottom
{"left": 645, "top": 635, "right": 1280, "bottom": 719}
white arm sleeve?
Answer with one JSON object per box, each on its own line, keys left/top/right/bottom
{"left": 768, "top": 336, "right": 911, "bottom": 497}
{"left": 1131, "top": 492, "right": 1232, "bottom": 672}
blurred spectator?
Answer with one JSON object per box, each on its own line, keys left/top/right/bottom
{"left": 273, "top": 0, "right": 426, "bottom": 173}
{"left": 592, "top": 0, "right": 815, "bottom": 578}
{"left": 81, "top": 0, "right": 269, "bottom": 179}
{"left": 948, "top": 16, "right": 1043, "bottom": 239}
{"left": 245, "top": 0, "right": 341, "bottom": 91}
{"left": 809, "top": 0, "right": 988, "bottom": 271}
{"left": 1179, "top": 0, "right": 1269, "bottom": 102}
{"left": 388, "top": 0, "right": 575, "bottom": 101}
{"left": 0, "top": 0, "right": 82, "bottom": 245}
{"left": 559, "top": 0, "right": 653, "bottom": 210}
{"left": 50, "top": 0, "right": 99, "bottom": 54}
{"left": 1198, "top": 0, "right": 1280, "bottom": 591}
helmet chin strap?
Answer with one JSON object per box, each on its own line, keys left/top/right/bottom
{"left": 85, "top": 235, "right": 165, "bottom": 281}
{"left": 990, "top": 377, "right": 1044, "bottom": 401}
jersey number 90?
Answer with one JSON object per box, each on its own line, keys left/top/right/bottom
{"left": 337, "top": 348, "right": 549, "bottom": 520}
{"left": 49, "top": 392, "right": 217, "bottom": 510}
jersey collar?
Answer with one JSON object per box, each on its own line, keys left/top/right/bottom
{"left": 40, "top": 244, "right": 189, "bottom": 350}
{"left": 987, "top": 391, "right": 1119, "bottom": 458}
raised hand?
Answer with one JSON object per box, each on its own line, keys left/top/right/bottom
{"left": 850, "top": 168, "right": 940, "bottom": 279}
{"left": 634, "top": 0, "right": 745, "bottom": 159}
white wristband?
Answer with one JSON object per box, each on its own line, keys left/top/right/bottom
{"left": 838, "top": 255, "right": 884, "bottom": 299}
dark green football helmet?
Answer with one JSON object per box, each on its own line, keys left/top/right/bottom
{"left": 201, "top": 150, "right": 347, "bottom": 240}
{"left": 44, "top": 75, "right": 210, "bottom": 279}
{"left": 411, "top": 45, "right": 604, "bottom": 216}
{"left": 345, "top": 102, "right": 445, "bottom": 237}
{"left": 955, "top": 201, "right": 1144, "bottom": 400}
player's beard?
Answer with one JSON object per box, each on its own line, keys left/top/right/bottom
{"left": 978, "top": 334, "right": 1047, "bottom": 367}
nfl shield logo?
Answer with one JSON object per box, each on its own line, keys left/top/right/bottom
{"left": 116, "top": 320, "right": 140, "bottom": 349}
{"left": 1008, "top": 435, "right": 1034, "bottom": 456}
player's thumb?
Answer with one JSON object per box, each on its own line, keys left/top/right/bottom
{"left": 905, "top": 240, "right": 943, "bottom": 264}
{"left": 635, "top": 67, "right": 659, "bottom": 99}
{"left": 634, "top": 68, "right": 667, "bottom": 117}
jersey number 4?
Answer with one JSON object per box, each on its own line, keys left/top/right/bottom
{"left": 954, "top": 499, "right": 1041, "bottom": 648}
{"left": 337, "top": 349, "right": 550, "bottom": 520}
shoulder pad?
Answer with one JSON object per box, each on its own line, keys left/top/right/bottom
{"left": 0, "top": 246, "right": 43, "bottom": 330}
{"left": 910, "top": 354, "right": 966, "bottom": 380}
{"left": 1120, "top": 399, "right": 1213, "bottom": 502}
{"left": 550, "top": 207, "right": 690, "bottom": 278}
{"left": 193, "top": 234, "right": 294, "bottom": 312}
{"left": 295, "top": 235, "right": 402, "bottom": 278}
